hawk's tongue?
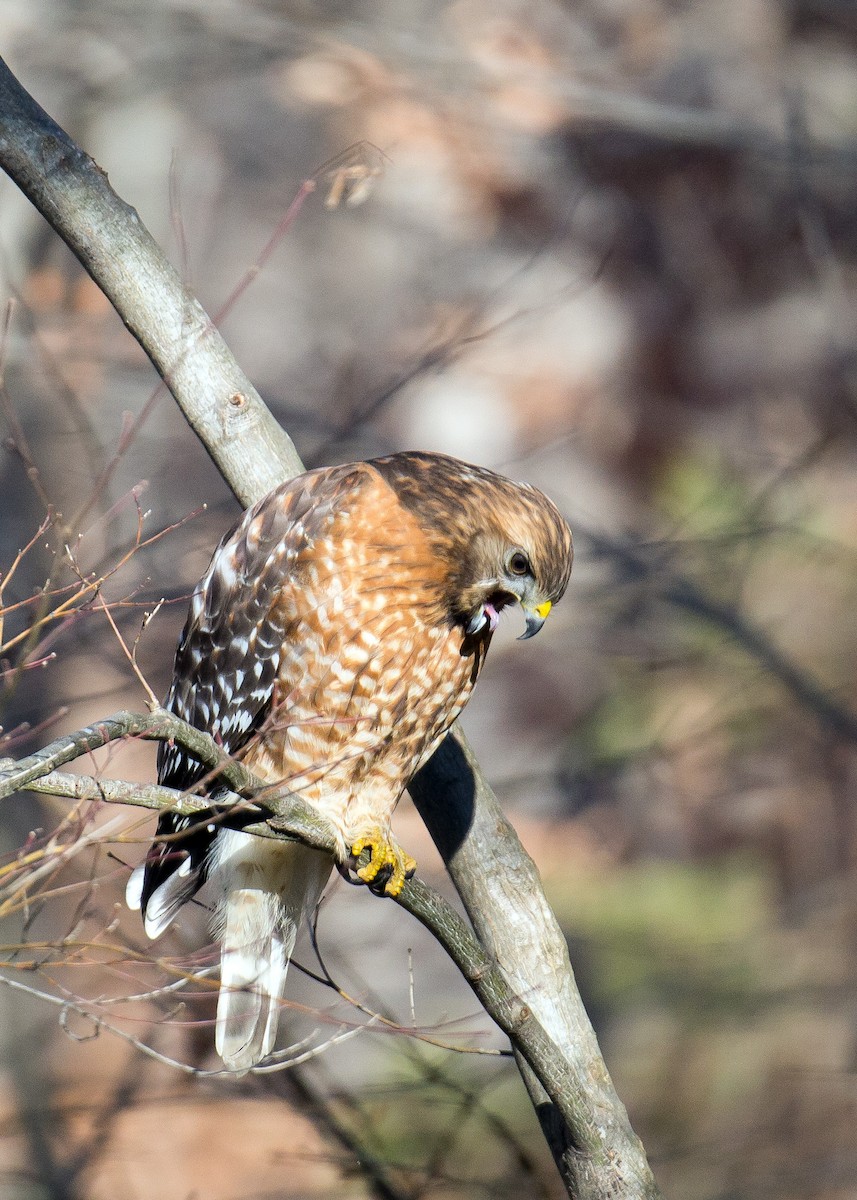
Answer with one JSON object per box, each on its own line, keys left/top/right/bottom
{"left": 484, "top": 602, "right": 500, "bottom": 631}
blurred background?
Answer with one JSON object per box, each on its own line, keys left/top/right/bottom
{"left": 1, "top": 1, "right": 857, "bottom": 1197}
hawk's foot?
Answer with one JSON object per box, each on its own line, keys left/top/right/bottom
{"left": 349, "top": 830, "right": 416, "bottom": 897}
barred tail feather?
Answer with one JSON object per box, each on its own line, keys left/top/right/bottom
{"left": 216, "top": 893, "right": 293, "bottom": 1072}
{"left": 212, "top": 834, "right": 331, "bottom": 1073}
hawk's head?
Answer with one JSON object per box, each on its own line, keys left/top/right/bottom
{"left": 371, "top": 451, "right": 573, "bottom": 640}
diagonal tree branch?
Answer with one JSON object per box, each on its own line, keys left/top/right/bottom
{"left": 0, "top": 61, "right": 301, "bottom": 505}
{"left": 0, "top": 55, "right": 661, "bottom": 1198}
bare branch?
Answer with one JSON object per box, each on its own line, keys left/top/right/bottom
{"left": 0, "top": 971, "right": 369, "bottom": 1078}
{"left": 0, "top": 56, "right": 302, "bottom": 506}
{"left": 0, "top": 708, "right": 331, "bottom": 849}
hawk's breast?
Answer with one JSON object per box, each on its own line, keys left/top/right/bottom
{"left": 238, "top": 470, "right": 484, "bottom": 839}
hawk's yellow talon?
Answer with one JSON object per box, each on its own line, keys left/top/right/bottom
{"left": 350, "top": 830, "right": 416, "bottom": 897}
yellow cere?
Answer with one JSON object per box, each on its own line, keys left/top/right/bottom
{"left": 534, "top": 600, "right": 552, "bottom": 619}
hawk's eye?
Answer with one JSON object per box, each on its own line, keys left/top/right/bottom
{"left": 508, "top": 550, "right": 530, "bottom": 576}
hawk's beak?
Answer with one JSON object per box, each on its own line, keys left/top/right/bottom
{"left": 518, "top": 599, "right": 552, "bottom": 640}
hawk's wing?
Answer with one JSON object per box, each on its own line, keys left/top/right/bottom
{"left": 134, "top": 463, "right": 365, "bottom": 932}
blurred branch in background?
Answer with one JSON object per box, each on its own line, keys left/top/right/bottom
{"left": 583, "top": 524, "right": 857, "bottom": 743}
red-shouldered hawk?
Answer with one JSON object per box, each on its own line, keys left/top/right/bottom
{"left": 127, "top": 451, "right": 572, "bottom": 1071}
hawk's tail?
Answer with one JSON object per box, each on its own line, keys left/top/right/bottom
{"left": 213, "top": 836, "right": 331, "bottom": 1073}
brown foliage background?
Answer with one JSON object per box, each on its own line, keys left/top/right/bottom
{"left": 2, "top": 1, "right": 857, "bottom": 1197}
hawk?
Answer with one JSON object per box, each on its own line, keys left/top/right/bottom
{"left": 127, "top": 451, "right": 573, "bottom": 1071}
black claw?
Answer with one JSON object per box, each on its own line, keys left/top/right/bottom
{"left": 336, "top": 860, "right": 363, "bottom": 887}
{"left": 337, "top": 852, "right": 392, "bottom": 895}
{"left": 366, "top": 862, "right": 394, "bottom": 894}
